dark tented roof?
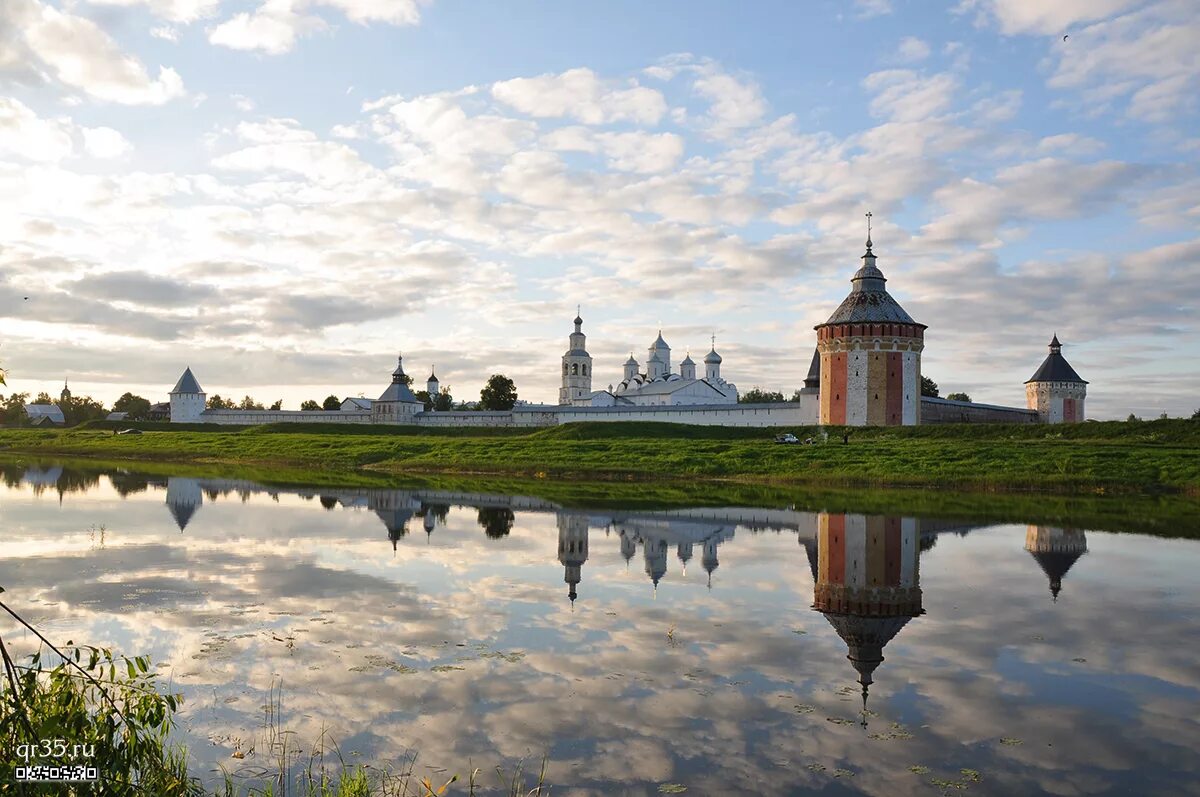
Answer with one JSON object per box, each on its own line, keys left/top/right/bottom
{"left": 1026, "top": 341, "right": 1087, "bottom": 384}
{"left": 170, "top": 367, "right": 204, "bottom": 394}
{"left": 804, "top": 348, "right": 821, "bottom": 388}
{"left": 816, "top": 247, "right": 923, "bottom": 328}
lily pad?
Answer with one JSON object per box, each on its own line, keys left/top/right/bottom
{"left": 909, "top": 766, "right": 931, "bottom": 775}
{"left": 431, "top": 665, "right": 465, "bottom": 673}
{"left": 999, "top": 737, "right": 1023, "bottom": 746}
{"left": 657, "top": 784, "right": 687, "bottom": 794}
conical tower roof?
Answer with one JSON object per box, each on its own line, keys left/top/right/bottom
{"left": 816, "top": 232, "right": 924, "bottom": 328}
{"left": 170, "top": 367, "right": 204, "bottom": 394}
{"left": 1026, "top": 335, "right": 1087, "bottom": 384}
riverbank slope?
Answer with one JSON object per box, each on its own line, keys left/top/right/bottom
{"left": 1, "top": 419, "right": 1197, "bottom": 496}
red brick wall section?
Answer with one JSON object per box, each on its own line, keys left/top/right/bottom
{"left": 830, "top": 352, "right": 847, "bottom": 425}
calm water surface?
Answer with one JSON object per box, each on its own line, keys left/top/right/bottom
{"left": 1, "top": 463, "right": 1198, "bottom": 796}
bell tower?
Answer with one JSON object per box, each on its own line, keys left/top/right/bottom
{"left": 559, "top": 308, "right": 593, "bottom": 404}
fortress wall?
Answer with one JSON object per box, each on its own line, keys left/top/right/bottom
{"left": 551, "top": 397, "right": 819, "bottom": 427}
{"left": 199, "top": 410, "right": 372, "bottom": 425}
{"left": 919, "top": 397, "right": 1038, "bottom": 424}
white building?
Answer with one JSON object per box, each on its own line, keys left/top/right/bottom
{"left": 563, "top": 319, "right": 739, "bottom": 408}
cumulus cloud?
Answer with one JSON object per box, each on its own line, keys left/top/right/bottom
{"left": 208, "top": 0, "right": 429, "bottom": 54}
{"left": 0, "top": 97, "right": 74, "bottom": 161}
{"left": 956, "top": 0, "right": 1140, "bottom": 35}
{"left": 85, "top": 0, "right": 221, "bottom": 24}
{"left": 863, "top": 69, "right": 958, "bottom": 121}
{"left": 82, "top": 126, "right": 133, "bottom": 158}
{"left": 854, "top": 0, "right": 892, "bottom": 18}
{"left": 14, "top": 0, "right": 185, "bottom": 104}
{"left": 491, "top": 68, "right": 667, "bottom": 126}
{"left": 895, "top": 36, "right": 931, "bottom": 63}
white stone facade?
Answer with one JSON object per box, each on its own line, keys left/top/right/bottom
{"left": 1025, "top": 381, "right": 1087, "bottom": 424}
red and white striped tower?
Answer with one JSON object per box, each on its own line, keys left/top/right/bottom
{"left": 815, "top": 214, "right": 926, "bottom": 426}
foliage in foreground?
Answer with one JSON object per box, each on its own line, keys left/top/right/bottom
{"left": 0, "top": 594, "right": 548, "bottom": 796}
{"left": 0, "top": 592, "right": 200, "bottom": 796}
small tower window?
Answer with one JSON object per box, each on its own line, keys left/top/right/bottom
{"left": 582, "top": 364, "right": 588, "bottom": 376}
{"left": 572, "top": 364, "right": 578, "bottom": 375}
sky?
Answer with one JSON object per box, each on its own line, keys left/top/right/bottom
{"left": 0, "top": 0, "right": 1197, "bottom": 418}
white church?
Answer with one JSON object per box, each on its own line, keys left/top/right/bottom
{"left": 558, "top": 311, "right": 738, "bottom": 407}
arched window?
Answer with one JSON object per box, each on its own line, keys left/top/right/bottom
{"left": 563, "top": 363, "right": 568, "bottom": 375}
{"left": 582, "top": 364, "right": 588, "bottom": 376}
{"left": 572, "top": 363, "right": 578, "bottom": 375}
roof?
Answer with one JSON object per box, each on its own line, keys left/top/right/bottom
{"left": 24, "top": 404, "right": 65, "bottom": 423}
{"left": 652, "top": 331, "right": 669, "bottom": 349}
{"left": 106, "top": 412, "right": 128, "bottom": 421}
{"left": 804, "top": 348, "right": 821, "bottom": 388}
{"left": 704, "top": 347, "right": 722, "bottom": 364}
{"left": 341, "top": 397, "right": 374, "bottom": 410}
{"left": 625, "top": 354, "right": 639, "bottom": 365}
{"left": 1026, "top": 338, "right": 1087, "bottom": 384}
{"left": 170, "top": 367, "right": 204, "bottom": 395}
{"left": 378, "top": 381, "right": 421, "bottom": 404}
{"left": 680, "top": 353, "right": 695, "bottom": 365}
{"left": 563, "top": 348, "right": 590, "bottom": 357}
{"left": 427, "top": 369, "right": 438, "bottom": 382}
{"left": 817, "top": 246, "right": 923, "bottom": 328}
{"left": 624, "top": 379, "right": 728, "bottom": 397}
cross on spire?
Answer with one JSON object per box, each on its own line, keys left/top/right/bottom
{"left": 865, "top": 211, "right": 873, "bottom": 249}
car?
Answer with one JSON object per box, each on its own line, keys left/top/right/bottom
{"left": 116, "top": 428, "right": 144, "bottom": 435}
{"left": 774, "top": 433, "right": 799, "bottom": 444}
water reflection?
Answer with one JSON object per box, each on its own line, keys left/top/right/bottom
{"left": 1025, "top": 525, "right": 1088, "bottom": 600}
{"left": 1, "top": 462, "right": 1196, "bottom": 796}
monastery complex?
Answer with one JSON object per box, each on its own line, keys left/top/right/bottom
{"left": 169, "top": 227, "right": 1088, "bottom": 429}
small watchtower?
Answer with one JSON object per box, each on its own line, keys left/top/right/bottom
{"left": 1025, "top": 335, "right": 1087, "bottom": 423}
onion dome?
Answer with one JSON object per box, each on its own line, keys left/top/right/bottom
{"left": 652, "top": 330, "right": 669, "bottom": 349}
{"left": 680, "top": 353, "right": 695, "bottom": 366}
{"left": 704, "top": 346, "right": 722, "bottom": 364}
{"left": 816, "top": 235, "right": 925, "bottom": 328}
{"left": 1026, "top": 335, "right": 1087, "bottom": 384}
{"left": 427, "top": 367, "right": 438, "bottom": 383}
{"left": 625, "top": 354, "right": 639, "bottom": 366}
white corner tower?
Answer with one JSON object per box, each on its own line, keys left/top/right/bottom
{"left": 1025, "top": 335, "right": 1087, "bottom": 423}
{"left": 169, "top": 367, "right": 206, "bottom": 423}
{"left": 559, "top": 308, "right": 593, "bottom": 405}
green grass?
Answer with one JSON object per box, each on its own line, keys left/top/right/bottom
{"left": 2, "top": 418, "right": 1198, "bottom": 497}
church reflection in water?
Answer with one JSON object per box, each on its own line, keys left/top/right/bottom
{"left": 2, "top": 465, "right": 1095, "bottom": 705}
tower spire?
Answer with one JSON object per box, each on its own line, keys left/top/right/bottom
{"left": 865, "top": 210, "right": 873, "bottom": 251}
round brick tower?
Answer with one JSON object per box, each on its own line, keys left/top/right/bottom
{"left": 815, "top": 221, "right": 926, "bottom": 426}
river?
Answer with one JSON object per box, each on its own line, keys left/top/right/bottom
{"left": 1, "top": 461, "right": 1198, "bottom": 795}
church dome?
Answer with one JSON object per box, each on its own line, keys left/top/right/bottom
{"left": 680, "top": 353, "right": 695, "bottom": 365}
{"left": 652, "top": 331, "right": 669, "bottom": 349}
{"left": 625, "top": 354, "right": 639, "bottom": 366}
{"left": 704, "top": 347, "right": 722, "bottom": 364}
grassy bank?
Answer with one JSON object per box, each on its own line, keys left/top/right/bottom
{"left": 1, "top": 418, "right": 1198, "bottom": 497}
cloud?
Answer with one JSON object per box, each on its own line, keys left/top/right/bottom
{"left": 12, "top": 0, "right": 185, "bottom": 104}
{"left": 208, "top": 0, "right": 428, "bottom": 54}
{"left": 82, "top": 126, "right": 133, "bottom": 158}
{"left": 895, "top": 36, "right": 931, "bottom": 63}
{"left": 862, "top": 69, "right": 958, "bottom": 121}
{"left": 70, "top": 270, "right": 218, "bottom": 307}
{"left": 956, "top": 0, "right": 1140, "bottom": 35}
{"left": 0, "top": 97, "right": 74, "bottom": 162}
{"left": 84, "top": 0, "right": 221, "bottom": 24}
{"left": 491, "top": 68, "right": 667, "bottom": 126}
{"left": 854, "top": 0, "right": 892, "bottom": 18}
{"left": 208, "top": 0, "right": 325, "bottom": 55}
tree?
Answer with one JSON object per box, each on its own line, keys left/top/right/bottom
{"left": 946, "top": 392, "right": 972, "bottom": 402}
{"left": 479, "top": 374, "right": 518, "bottom": 410}
{"left": 739, "top": 388, "right": 786, "bottom": 404}
{"left": 478, "top": 507, "right": 514, "bottom": 539}
{"left": 1158, "top": 412, "right": 1169, "bottom": 420}
{"left": 1192, "top": 408, "right": 1200, "bottom": 420}
{"left": 1, "top": 392, "right": 30, "bottom": 426}
{"left": 60, "top": 395, "right": 107, "bottom": 426}
{"left": 300, "top": 400, "right": 321, "bottom": 411}
{"left": 238, "top": 395, "right": 265, "bottom": 410}
{"left": 322, "top": 395, "right": 341, "bottom": 411}
{"left": 1127, "top": 413, "right": 1141, "bottom": 422}
{"left": 269, "top": 400, "right": 283, "bottom": 410}
{"left": 206, "top": 394, "right": 235, "bottom": 410}
{"left": 34, "top": 392, "right": 53, "bottom": 405}
{"left": 414, "top": 389, "right": 432, "bottom": 411}
{"left": 920, "top": 376, "right": 939, "bottom": 398}
{"left": 113, "top": 392, "right": 152, "bottom": 419}
{"left": 434, "top": 387, "right": 454, "bottom": 412}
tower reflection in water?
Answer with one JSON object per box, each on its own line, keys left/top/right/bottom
{"left": 812, "top": 513, "right": 923, "bottom": 716}
{"left": 1025, "top": 525, "right": 1088, "bottom": 600}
